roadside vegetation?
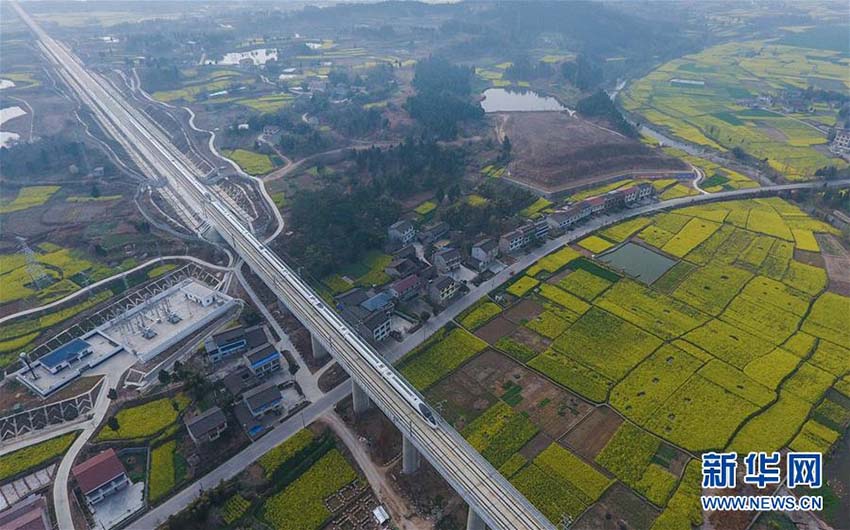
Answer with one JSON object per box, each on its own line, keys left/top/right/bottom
{"left": 0, "top": 431, "right": 78, "bottom": 482}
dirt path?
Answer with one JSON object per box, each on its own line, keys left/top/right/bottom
{"left": 321, "top": 412, "right": 433, "bottom": 530}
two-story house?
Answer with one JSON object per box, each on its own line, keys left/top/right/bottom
{"left": 388, "top": 220, "right": 416, "bottom": 245}
{"left": 471, "top": 239, "right": 499, "bottom": 271}
{"left": 205, "top": 325, "right": 269, "bottom": 364}
{"left": 433, "top": 248, "right": 461, "bottom": 273}
{"left": 428, "top": 276, "right": 460, "bottom": 306}
{"left": 243, "top": 344, "right": 282, "bottom": 377}
{"left": 185, "top": 407, "right": 228, "bottom": 445}
{"left": 71, "top": 449, "right": 130, "bottom": 506}
{"left": 389, "top": 274, "right": 421, "bottom": 301}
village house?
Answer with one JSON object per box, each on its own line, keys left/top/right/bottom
{"left": 470, "top": 238, "right": 499, "bottom": 271}
{"left": 205, "top": 325, "right": 269, "bottom": 364}
{"left": 185, "top": 406, "right": 228, "bottom": 445}
{"left": 429, "top": 275, "right": 460, "bottom": 306}
{"left": 71, "top": 449, "right": 130, "bottom": 506}
{"left": 388, "top": 220, "right": 416, "bottom": 245}
{"left": 433, "top": 248, "right": 461, "bottom": 273}
{"left": 243, "top": 343, "right": 282, "bottom": 377}
{"left": 389, "top": 274, "right": 421, "bottom": 301}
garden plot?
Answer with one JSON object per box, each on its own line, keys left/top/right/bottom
{"left": 661, "top": 218, "right": 721, "bottom": 258}
{"left": 572, "top": 482, "right": 660, "bottom": 530}
{"left": 816, "top": 233, "right": 850, "bottom": 295}
{"left": 551, "top": 308, "right": 663, "bottom": 381}
{"left": 672, "top": 262, "right": 753, "bottom": 315}
{"left": 802, "top": 291, "right": 850, "bottom": 346}
{"left": 502, "top": 298, "right": 544, "bottom": 323}
{"left": 462, "top": 401, "right": 539, "bottom": 468}
{"left": 595, "top": 279, "right": 709, "bottom": 340}
{"left": 610, "top": 344, "right": 705, "bottom": 424}
{"left": 556, "top": 269, "right": 613, "bottom": 301}
{"left": 783, "top": 259, "right": 827, "bottom": 295}
{"left": 682, "top": 318, "right": 775, "bottom": 369}
{"left": 561, "top": 406, "right": 623, "bottom": 461}
{"left": 720, "top": 293, "right": 802, "bottom": 344}
{"left": 728, "top": 391, "right": 811, "bottom": 453}
{"left": 647, "top": 375, "right": 759, "bottom": 451}
{"left": 399, "top": 328, "right": 488, "bottom": 390}
{"left": 473, "top": 316, "right": 517, "bottom": 344}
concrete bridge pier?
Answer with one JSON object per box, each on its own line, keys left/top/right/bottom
{"left": 466, "top": 507, "right": 487, "bottom": 530}
{"left": 402, "top": 435, "right": 421, "bottom": 474}
{"left": 352, "top": 382, "right": 373, "bottom": 414}
{"left": 311, "top": 332, "right": 330, "bottom": 363}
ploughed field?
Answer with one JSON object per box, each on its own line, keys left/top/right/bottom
{"left": 397, "top": 197, "right": 850, "bottom": 529}
{"left": 502, "top": 112, "right": 688, "bottom": 193}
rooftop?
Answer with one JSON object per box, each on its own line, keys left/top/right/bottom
{"left": 474, "top": 238, "right": 497, "bottom": 252}
{"left": 185, "top": 406, "right": 227, "bottom": 439}
{"left": 38, "top": 338, "right": 90, "bottom": 370}
{"left": 72, "top": 449, "right": 125, "bottom": 494}
{"left": 432, "top": 276, "right": 454, "bottom": 289}
{"left": 0, "top": 495, "right": 50, "bottom": 530}
{"left": 212, "top": 326, "right": 246, "bottom": 346}
{"left": 361, "top": 291, "right": 394, "bottom": 312}
{"left": 244, "top": 381, "right": 282, "bottom": 412}
{"left": 390, "top": 219, "right": 414, "bottom": 232}
{"left": 435, "top": 248, "right": 460, "bottom": 261}
{"left": 181, "top": 282, "right": 215, "bottom": 300}
{"left": 391, "top": 274, "right": 419, "bottom": 292}
{"left": 245, "top": 344, "right": 279, "bottom": 365}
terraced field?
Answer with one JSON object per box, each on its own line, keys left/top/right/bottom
{"left": 400, "top": 196, "right": 850, "bottom": 529}
{"left": 622, "top": 41, "right": 848, "bottom": 179}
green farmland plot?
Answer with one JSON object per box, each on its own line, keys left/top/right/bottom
{"left": 392, "top": 197, "right": 847, "bottom": 524}
{"left": 622, "top": 41, "right": 847, "bottom": 179}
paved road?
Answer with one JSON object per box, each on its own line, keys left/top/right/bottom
{"left": 51, "top": 371, "right": 119, "bottom": 530}
{"left": 127, "top": 382, "right": 352, "bottom": 530}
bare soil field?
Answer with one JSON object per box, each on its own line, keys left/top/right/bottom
{"left": 425, "top": 356, "right": 500, "bottom": 431}
{"left": 509, "top": 327, "right": 551, "bottom": 353}
{"left": 502, "top": 299, "right": 543, "bottom": 324}
{"left": 502, "top": 112, "right": 687, "bottom": 194}
{"left": 561, "top": 405, "right": 623, "bottom": 460}
{"left": 817, "top": 233, "right": 850, "bottom": 295}
{"left": 473, "top": 315, "right": 517, "bottom": 344}
{"left": 573, "top": 483, "right": 659, "bottom": 530}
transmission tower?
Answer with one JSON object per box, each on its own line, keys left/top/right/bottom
{"left": 16, "top": 237, "right": 50, "bottom": 290}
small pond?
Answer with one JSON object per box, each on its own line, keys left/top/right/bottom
{"left": 597, "top": 242, "right": 676, "bottom": 284}
{"left": 480, "top": 88, "right": 567, "bottom": 113}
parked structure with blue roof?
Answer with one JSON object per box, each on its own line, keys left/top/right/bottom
{"left": 243, "top": 344, "right": 281, "bottom": 377}
{"left": 37, "top": 338, "right": 92, "bottom": 374}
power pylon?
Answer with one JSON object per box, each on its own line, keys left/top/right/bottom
{"left": 16, "top": 237, "right": 50, "bottom": 290}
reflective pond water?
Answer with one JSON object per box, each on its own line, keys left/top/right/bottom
{"left": 597, "top": 242, "right": 676, "bottom": 284}
{"left": 480, "top": 88, "right": 567, "bottom": 113}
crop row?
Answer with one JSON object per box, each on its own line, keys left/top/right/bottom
{"left": 261, "top": 449, "right": 357, "bottom": 530}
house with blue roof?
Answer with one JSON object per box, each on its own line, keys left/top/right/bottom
{"left": 243, "top": 344, "right": 281, "bottom": 377}
{"left": 37, "top": 338, "right": 93, "bottom": 374}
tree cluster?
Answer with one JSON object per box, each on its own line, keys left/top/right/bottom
{"left": 286, "top": 186, "right": 401, "bottom": 278}
{"left": 576, "top": 90, "right": 636, "bottom": 137}
{"left": 561, "top": 55, "right": 603, "bottom": 91}
{"left": 0, "top": 136, "right": 113, "bottom": 181}
{"left": 351, "top": 138, "right": 465, "bottom": 198}
{"left": 405, "top": 57, "right": 483, "bottom": 139}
